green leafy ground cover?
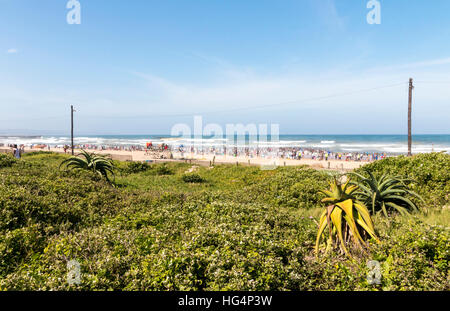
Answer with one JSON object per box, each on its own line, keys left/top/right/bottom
{"left": 0, "top": 152, "right": 448, "bottom": 290}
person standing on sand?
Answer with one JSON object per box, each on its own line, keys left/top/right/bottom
{"left": 14, "top": 144, "right": 21, "bottom": 159}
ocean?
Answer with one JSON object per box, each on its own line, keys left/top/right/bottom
{"left": 1, "top": 134, "right": 449, "bottom": 155}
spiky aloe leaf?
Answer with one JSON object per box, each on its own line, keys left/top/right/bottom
{"left": 60, "top": 149, "right": 115, "bottom": 183}
{"left": 350, "top": 170, "right": 422, "bottom": 217}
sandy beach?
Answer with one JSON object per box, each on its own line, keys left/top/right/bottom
{"left": 4, "top": 146, "right": 369, "bottom": 171}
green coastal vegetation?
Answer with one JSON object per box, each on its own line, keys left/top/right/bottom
{"left": 0, "top": 151, "right": 448, "bottom": 290}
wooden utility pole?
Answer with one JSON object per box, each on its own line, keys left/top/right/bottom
{"left": 71, "top": 105, "right": 75, "bottom": 155}
{"left": 408, "top": 78, "right": 414, "bottom": 156}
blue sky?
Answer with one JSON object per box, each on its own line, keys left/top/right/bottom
{"left": 1, "top": 0, "right": 450, "bottom": 135}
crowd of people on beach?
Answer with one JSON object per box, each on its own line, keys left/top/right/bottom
{"left": 1, "top": 142, "right": 387, "bottom": 162}
{"left": 175, "top": 145, "right": 386, "bottom": 162}
{"left": 59, "top": 143, "right": 170, "bottom": 153}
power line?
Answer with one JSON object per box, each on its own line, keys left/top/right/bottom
{"left": 79, "top": 82, "right": 407, "bottom": 119}
{"left": 414, "top": 81, "right": 450, "bottom": 84}
{"left": 0, "top": 82, "right": 407, "bottom": 122}
{"left": 190, "top": 82, "right": 407, "bottom": 115}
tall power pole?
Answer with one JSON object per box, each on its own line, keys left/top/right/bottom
{"left": 408, "top": 78, "right": 414, "bottom": 156}
{"left": 71, "top": 105, "right": 75, "bottom": 155}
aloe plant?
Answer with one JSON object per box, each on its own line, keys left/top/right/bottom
{"left": 315, "top": 178, "right": 379, "bottom": 257}
{"left": 60, "top": 149, "right": 115, "bottom": 182}
{"left": 349, "top": 170, "right": 423, "bottom": 217}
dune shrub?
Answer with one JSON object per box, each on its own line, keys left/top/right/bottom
{"left": 359, "top": 152, "right": 450, "bottom": 207}
{"left": 0, "top": 153, "right": 448, "bottom": 291}
{"left": 155, "top": 164, "right": 173, "bottom": 176}
{"left": 0, "top": 153, "right": 16, "bottom": 168}
{"left": 182, "top": 173, "right": 206, "bottom": 183}
{"left": 123, "top": 161, "right": 151, "bottom": 174}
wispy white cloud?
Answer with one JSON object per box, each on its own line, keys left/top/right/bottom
{"left": 131, "top": 71, "right": 399, "bottom": 114}
{"left": 128, "top": 52, "right": 450, "bottom": 122}
{"left": 189, "top": 52, "right": 256, "bottom": 81}
{"left": 402, "top": 57, "right": 450, "bottom": 68}
{"left": 6, "top": 48, "right": 18, "bottom": 54}
{"left": 2, "top": 54, "right": 449, "bottom": 134}
{"left": 369, "top": 57, "right": 450, "bottom": 73}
